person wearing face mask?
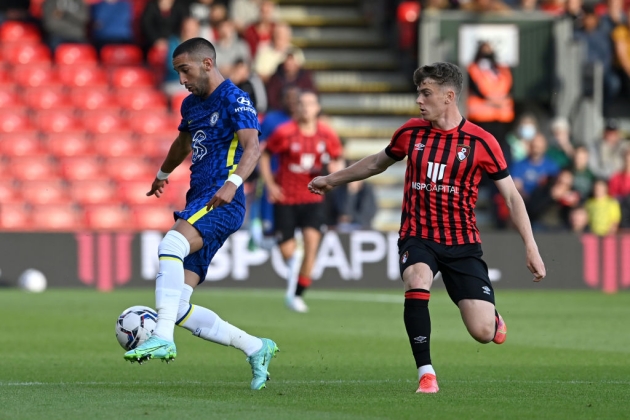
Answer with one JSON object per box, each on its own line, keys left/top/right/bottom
{"left": 467, "top": 41, "right": 514, "bottom": 162}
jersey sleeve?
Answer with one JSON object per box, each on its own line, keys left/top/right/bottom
{"left": 477, "top": 134, "right": 509, "bottom": 180}
{"left": 385, "top": 123, "right": 412, "bottom": 161}
{"left": 325, "top": 126, "right": 343, "bottom": 159}
{"left": 227, "top": 92, "right": 261, "bottom": 134}
{"left": 177, "top": 97, "right": 190, "bottom": 132}
{"left": 264, "top": 124, "right": 289, "bottom": 154}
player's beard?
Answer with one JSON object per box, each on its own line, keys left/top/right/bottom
{"left": 196, "top": 77, "right": 211, "bottom": 98}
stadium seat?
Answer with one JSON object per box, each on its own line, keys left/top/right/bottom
{"left": 0, "top": 132, "right": 42, "bottom": 156}
{"left": 0, "top": 110, "right": 31, "bottom": 133}
{"left": 31, "top": 203, "right": 84, "bottom": 231}
{"left": 138, "top": 134, "right": 173, "bottom": 158}
{"left": 70, "top": 88, "right": 117, "bottom": 111}
{"left": 55, "top": 44, "right": 98, "bottom": 66}
{"left": 35, "top": 109, "right": 80, "bottom": 133}
{"left": 111, "top": 66, "right": 154, "bottom": 88}
{"left": 170, "top": 91, "right": 188, "bottom": 113}
{"left": 128, "top": 111, "right": 170, "bottom": 135}
{"left": 83, "top": 111, "right": 126, "bottom": 134}
{"left": 21, "top": 180, "right": 69, "bottom": 205}
{"left": 147, "top": 43, "right": 168, "bottom": 68}
{"left": 100, "top": 45, "right": 143, "bottom": 66}
{"left": 13, "top": 65, "right": 59, "bottom": 88}
{"left": 60, "top": 156, "right": 105, "bottom": 181}
{"left": 0, "top": 203, "right": 31, "bottom": 230}
{"left": 0, "top": 180, "right": 22, "bottom": 204}
{"left": 3, "top": 43, "right": 51, "bottom": 65}
{"left": 46, "top": 132, "right": 91, "bottom": 157}
{"left": 69, "top": 180, "right": 117, "bottom": 205}
{"left": 24, "top": 88, "right": 71, "bottom": 110}
{"left": 105, "top": 157, "right": 153, "bottom": 182}
{"left": 133, "top": 205, "right": 174, "bottom": 231}
{"left": 9, "top": 156, "right": 58, "bottom": 180}
{"left": 0, "top": 90, "right": 22, "bottom": 108}
{"left": 0, "top": 21, "right": 41, "bottom": 43}
{"left": 58, "top": 66, "right": 108, "bottom": 88}
{"left": 117, "top": 90, "right": 167, "bottom": 112}
{"left": 29, "top": 0, "right": 45, "bottom": 18}
{"left": 84, "top": 205, "right": 130, "bottom": 230}
{"left": 120, "top": 181, "right": 157, "bottom": 206}
{"left": 92, "top": 133, "right": 137, "bottom": 157}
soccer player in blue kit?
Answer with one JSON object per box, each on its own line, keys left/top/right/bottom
{"left": 124, "top": 38, "right": 279, "bottom": 390}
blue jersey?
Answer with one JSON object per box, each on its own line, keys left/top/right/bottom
{"left": 178, "top": 79, "right": 260, "bottom": 203}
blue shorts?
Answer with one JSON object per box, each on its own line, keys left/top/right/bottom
{"left": 174, "top": 190, "right": 245, "bottom": 282}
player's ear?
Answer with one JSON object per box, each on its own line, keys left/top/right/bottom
{"left": 203, "top": 57, "right": 213, "bottom": 71}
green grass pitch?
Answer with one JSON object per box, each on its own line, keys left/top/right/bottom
{"left": 1, "top": 288, "right": 629, "bottom": 419}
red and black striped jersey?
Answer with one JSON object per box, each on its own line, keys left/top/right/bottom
{"left": 385, "top": 118, "right": 508, "bottom": 245}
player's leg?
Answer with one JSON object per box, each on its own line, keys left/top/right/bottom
{"left": 399, "top": 238, "right": 440, "bottom": 393}
{"left": 291, "top": 203, "right": 325, "bottom": 309}
{"left": 274, "top": 204, "right": 302, "bottom": 309}
{"left": 124, "top": 219, "right": 202, "bottom": 363}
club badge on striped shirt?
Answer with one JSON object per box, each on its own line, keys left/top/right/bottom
{"left": 457, "top": 144, "right": 471, "bottom": 161}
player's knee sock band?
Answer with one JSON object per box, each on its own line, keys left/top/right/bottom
{"left": 404, "top": 289, "right": 432, "bottom": 368}
{"left": 154, "top": 230, "right": 190, "bottom": 341}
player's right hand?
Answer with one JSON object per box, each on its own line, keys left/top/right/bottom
{"left": 266, "top": 183, "right": 285, "bottom": 203}
{"left": 308, "top": 176, "right": 334, "bottom": 195}
{"left": 147, "top": 178, "right": 169, "bottom": 198}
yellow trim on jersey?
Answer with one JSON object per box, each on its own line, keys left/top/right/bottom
{"left": 159, "top": 256, "right": 183, "bottom": 263}
{"left": 178, "top": 304, "right": 195, "bottom": 326}
{"left": 187, "top": 205, "right": 214, "bottom": 225}
{"left": 227, "top": 133, "right": 239, "bottom": 176}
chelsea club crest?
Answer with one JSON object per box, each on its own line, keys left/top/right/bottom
{"left": 210, "top": 112, "right": 219, "bottom": 126}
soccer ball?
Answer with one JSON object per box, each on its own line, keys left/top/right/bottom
{"left": 115, "top": 306, "right": 157, "bottom": 350}
{"left": 18, "top": 269, "right": 47, "bottom": 293}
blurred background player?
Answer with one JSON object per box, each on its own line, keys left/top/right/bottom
{"left": 123, "top": 37, "right": 278, "bottom": 390}
{"left": 259, "top": 91, "right": 343, "bottom": 313}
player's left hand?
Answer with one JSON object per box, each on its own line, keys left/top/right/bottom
{"left": 205, "top": 182, "right": 236, "bottom": 210}
{"left": 526, "top": 246, "right": 546, "bottom": 282}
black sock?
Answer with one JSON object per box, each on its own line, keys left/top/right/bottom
{"left": 295, "top": 284, "right": 306, "bottom": 297}
{"left": 404, "top": 289, "right": 431, "bottom": 368}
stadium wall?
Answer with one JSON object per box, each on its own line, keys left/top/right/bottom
{"left": 0, "top": 231, "right": 628, "bottom": 293}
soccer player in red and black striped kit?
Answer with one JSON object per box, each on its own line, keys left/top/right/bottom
{"left": 308, "top": 62, "right": 546, "bottom": 393}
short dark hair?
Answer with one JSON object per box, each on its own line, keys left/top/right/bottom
{"left": 172, "top": 37, "right": 216, "bottom": 61}
{"left": 413, "top": 62, "right": 463, "bottom": 97}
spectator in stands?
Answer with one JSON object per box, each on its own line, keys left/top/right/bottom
{"left": 505, "top": 113, "right": 540, "bottom": 166}
{"left": 214, "top": 19, "right": 251, "bottom": 77}
{"left": 574, "top": 5, "right": 621, "bottom": 103}
{"left": 326, "top": 175, "right": 377, "bottom": 232}
{"left": 188, "top": 0, "right": 217, "bottom": 42}
{"left": 466, "top": 41, "right": 514, "bottom": 158}
{"left": 243, "top": 0, "right": 276, "bottom": 56}
{"left": 611, "top": 6, "right": 630, "bottom": 98}
{"left": 512, "top": 132, "right": 561, "bottom": 198}
{"left": 608, "top": 148, "right": 630, "bottom": 198}
{"left": 569, "top": 205, "right": 590, "bottom": 233}
{"left": 162, "top": 17, "right": 199, "bottom": 96}
{"left": 461, "top": 0, "right": 511, "bottom": 13}
{"left": 90, "top": 0, "right": 135, "bottom": 51}
{"left": 266, "top": 48, "right": 316, "bottom": 111}
{"left": 600, "top": 0, "right": 626, "bottom": 33}
{"left": 589, "top": 118, "right": 629, "bottom": 179}
{"left": 0, "top": 0, "right": 31, "bottom": 22}
{"left": 571, "top": 145, "right": 595, "bottom": 201}
{"left": 547, "top": 116, "right": 575, "bottom": 169}
{"left": 230, "top": 59, "right": 267, "bottom": 113}
{"left": 140, "top": 0, "right": 189, "bottom": 52}
{"left": 540, "top": 0, "right": 566, "bottom": 16}
{"left": 42, "top": 0, "right": 89, "bottom": 51}
{"left": 230, "top": 0, "right": 261, "bottom": 34}
{"left": 526, "top": 169, "right": 580, "bottom": 231}
{"left": 564, "top": 0, "right": 584, "bottom": 28}
{"left": 585, "top": 179, "right": 621, "bottom": 235}
{"left": 254, "top": 22, "right": 297, "bottom": 83}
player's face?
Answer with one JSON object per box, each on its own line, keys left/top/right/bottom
{"left": 297, "top": 92, "right": 320, "bottom": 122}
{"left": 416, "top": 79, "right": 449, "bottom": 121}
{"left": 173, "top": 53, "right": 211, "bottom": 98}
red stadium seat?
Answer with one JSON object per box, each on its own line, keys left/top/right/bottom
{"left": 0, "top": 180, "right": 22, "bottom": 204}
{"left": 118, "top": 90, "right": 167, "bottom": 112}
{"left": 58, "top": 66, "right": 108, "bottom": 88}
{"left": 55, "top": 44, "right": 98, "bottom": 66}
{"left": 70, "top": 180, "right": 117, "bottom": 205}
{"left": 0, "top": 90, "right": 22, "bottom": 108}
{"left": 138, "top": 134, "right": 173, "bottom": 158}
{"left": 13, "top": 65, "right": 59, "bottom": 88}
{"left": 9, "top": 156, "right": 58, "bottom": 180}
{"left": 0, "top": 132, "right": 42, "bottom": 156}
{"left": 128, "top": 111, "right": 169, "bottom": 135}
{"left": 111, "top": 66, "right": 154, "bottom": 88}
{"left": 105, "top": 157, "right": 153, "bottom": 182}
{"left": 83, "top": 111, "right": 126, "bottom": 134}
{"left": 30, "top": 0, "right": 45, "bottom": 18}
{"left": 133, "top": 205, "right": 174, "bottom": 231}
{"left": 147, "top": 43, "right": 168, "bottom": 68}
{"left": 92, "top": 133, "right": 137, "bottom": 157}
{"left": 0, "top": 110, "right": 31, "bottom": 133}
{"left": 24, "top": 88, "right": 71, "bottom": 110}
{"left": 35, "top": 109, "right": 80, "bottom": 133}
{"left": 3, "top": 43, "right": 51, "bottom": 65}
{"left": 120, "top": 181, "right": 156, "bottom": 206}
{"left": 0, "top": 21, "right": 41, "bottom": 43}
{"left": 70, "top": 88, "right": 117, "bottom": 111}
{"left": 22, "top": 180, "right": 69, "bottom": 205}
{"left": 0, "top": 204, "right": 31, "bottom": 230}
{"left": 84, "top": 205, "right": 130, "bottom": 230}
{"left": 101, "top": 45, "right": 143, "bottom": 66}
{"left": 46, "top": 132, "right": 91, "bottom": 157}
{"left": 60, "top": 156, "right": 105, "bottom": 181}
{"left": 170, "top": 91, "right": 188, "bottom": 113}
{"left": 31, "top": 204, "right": 83, "bottom": 231}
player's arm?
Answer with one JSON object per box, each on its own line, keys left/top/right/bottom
{"left": 494, "top": 175, "right": 546, "bottom": 282}
{"left": 309, "top": 149, "right": 396, "bottom": 195}
{"left": 205, "top": 128, "right": 260, "bottom": 209}
{"left": 147, "top": 131, "right": 192, "bottom": 198}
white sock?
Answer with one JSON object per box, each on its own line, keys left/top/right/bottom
{"left": 285, "top": 255, "right": 299, "bottom": 299}
{"left": 176, "top": 284, "right": 263, "bottom": 356}
{"left": 419, "top": 365, "right": 436, "bottom": 379}
{"left": 153, "top": 230, "right": 190, "bottom": 342}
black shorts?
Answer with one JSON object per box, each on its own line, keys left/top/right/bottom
{"left": 274, "top": 202, "right": 326, "bottom": 243}
{"left": 398, "top": 237, "right": 495, "bottom": 305}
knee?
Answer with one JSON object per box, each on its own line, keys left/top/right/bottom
{"left": 158, "top": 230, "right": 191, "bottom": 259}
{"left": 469, "top": 322, "right": 496, "bottom": 344}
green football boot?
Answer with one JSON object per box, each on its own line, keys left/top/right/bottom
{"left": 246, "top": 338, "right": 279, "bottom": 390}
{"left": 124, "top": 335, "right": 177, "bottom": 364}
